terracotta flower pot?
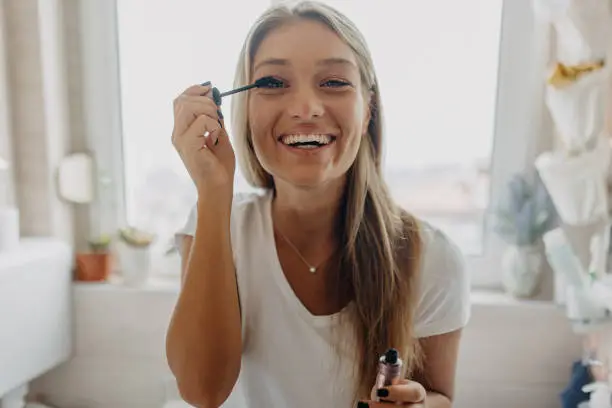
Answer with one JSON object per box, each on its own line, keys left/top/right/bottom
{"left": 75, "top": 253, "right": 113, "bottom": 282}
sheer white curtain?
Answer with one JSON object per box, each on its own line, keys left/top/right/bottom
{"left": 533, "top": 0, "right": 612, "bottom": 309}
{"left": 116, "top": 0, "right": 270, "bottom": 274}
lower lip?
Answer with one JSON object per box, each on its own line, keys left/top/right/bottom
{"left": 278, "top": 140, "right": 335, "bottom": 155}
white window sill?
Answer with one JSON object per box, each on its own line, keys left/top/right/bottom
{"left": 469, "top": 289, "right": 559, "bottom": 309}
{"left": 75, "top": 274, "right": 182, "bottom": 293}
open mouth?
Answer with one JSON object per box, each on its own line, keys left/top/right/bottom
{"left": 278, "top": 134, "right": 337, "bottom": 149}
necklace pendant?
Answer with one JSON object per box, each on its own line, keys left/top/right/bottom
{"left": 309, "top": 267, "right": 316, "bottom": 273}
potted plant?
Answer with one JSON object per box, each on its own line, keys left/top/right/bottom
{"left": 491, "top": 173, "right": 557, "bottom": 298}
{"left": 116, "top": 226, "right": 155, "bottom": 287}
{"left": 75, "top": 234, "right": 113, "bottom": 282}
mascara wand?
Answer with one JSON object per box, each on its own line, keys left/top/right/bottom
{"left": 205, "top": 76, "right": 277, "bottom": 107}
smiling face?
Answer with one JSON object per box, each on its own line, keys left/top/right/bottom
{"left": 248, "top": 18, "right": 371, "bottom": 190}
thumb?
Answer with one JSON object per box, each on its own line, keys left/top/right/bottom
{"left": 209, "top": 125, "right": 235, "bottom": 169}
{"left": 212, "top": 86, "right": 223, "bottom": 108}
{"left": 209, "top": 87, "right": 234, "bottom": 163}
{"left": 216, "top": 107, "right": 226, "bottom": 134}
{"left": 212, "top": 126, "right": 230, "bottom": 150}
{"left": 212, "top": 86, "right": 226, "bottom": 137}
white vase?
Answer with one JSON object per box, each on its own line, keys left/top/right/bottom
{"left": 501, "top": 244, "right": 544, "bottom": 298}
{"left": 116, "top": 242, "right": 152, "bottom": 287}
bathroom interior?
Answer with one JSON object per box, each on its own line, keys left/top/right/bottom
{"left": 1, "top": 0, "right": 612, "bottom": 407}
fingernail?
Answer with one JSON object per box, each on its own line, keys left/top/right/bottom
{"left": 212, "top": 87, "right": 222, "bottom": 106}
{"left": 217, "top": 109, "right": 224, "bottom": 120}
{"left": 376, "top": 388, "right": 389, "bottom": 398}
{"left": 200, "top": 81, "right": 211, "bottom": 86}
{"left": 356, "top": 402, "right": 368, "bottom": 408}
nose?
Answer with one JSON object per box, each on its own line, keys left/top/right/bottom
{"left": 286, "top": 86, "right": 324, "bottom": 120}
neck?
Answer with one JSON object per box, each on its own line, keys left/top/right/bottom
{"left": 271, "top": 178, "right": 345, "bottom": 248}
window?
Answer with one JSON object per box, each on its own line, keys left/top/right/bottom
{"left": 114, "top": 0, "right": 269, "bottom": 275}
{"left": 84, "top": 0, "right": 544, "bottom": 287}
{"left": 318, "top": 0, "right": 503, "bottom": 256}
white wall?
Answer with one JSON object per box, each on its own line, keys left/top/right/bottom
{"left": 0, "top": 0, "right": 15, "bottom": 206}
{"left": 1, "top": 0, "right": 74, "bottom": 241}
{"left": 28, "top": 284, "right": 582, "bottom": 408}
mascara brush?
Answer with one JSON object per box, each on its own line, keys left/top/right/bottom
{"left": 202, "top": 76, "right": 278, "bottom": 107}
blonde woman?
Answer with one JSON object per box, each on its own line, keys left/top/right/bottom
{"left": 166, "top": 2, "right": 470, "bottom": 407}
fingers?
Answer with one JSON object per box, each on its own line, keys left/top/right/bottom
{"left": 380, "top": 380, "right": 426, "bottom": 403}
{"left": 172, "top": 86, "right": 221, "bottom": 140}
{"left": 185, "top": 114, "right": 223, "bottom": 147}
{"left": 182, "top": 82, "right": 212, "bottom": 96}
{"left": 172, "top": 82, "right": 229, "bottom": 156}
{"left": 176, "top": 95, "right": 219, "bottom": 119}
{"left": 362, "top": 380, "right": 426, "bottom": 407}
{"left": 357, "top": 401, "right": 425, "bottom": 407}
{"left": 217, "top": 105, "right": 226, "bottom": 129}
{"left": 212, "top": 87, "right": 222, "bottom": 107}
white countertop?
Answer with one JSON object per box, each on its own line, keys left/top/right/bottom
{"left": 0, "top": 238, "right": 72, "bottom": 274}
{"left": 0, "top": 237, "right": 73, "bottom": 397}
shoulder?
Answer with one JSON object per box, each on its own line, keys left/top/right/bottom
{"left": 190, "top": 189, "right": 268, "bottom": 225}
{"left": 232, "top": 189, "right": 269, "bottom": 209}
{"left": 418, "top": 220, "right": 467, "bottom": 283}
{"left": 174, "top": 189, "right": 271, "bottom": 248}
{"left": 228, "top": 190, "right": 272, "bottom": 233}
{"left": 413, "top": 219, "right": 471, "bottom": 338}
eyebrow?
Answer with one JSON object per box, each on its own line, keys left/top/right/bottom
{"left": 253, "top": 57, "right": 357, "bottom": 72}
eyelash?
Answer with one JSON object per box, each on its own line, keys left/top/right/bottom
{"left": 257, "top": 76, "right": 351, "bottom": 89}
{"left": 323, "top": 79, "right": 351, "bottom": 88}
{"left": 258, "top": 77, "right": 285, "bottom": 88}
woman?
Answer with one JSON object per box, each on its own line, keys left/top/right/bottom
{"left": 166, "top": 2, "right": 470, "bottom": 407}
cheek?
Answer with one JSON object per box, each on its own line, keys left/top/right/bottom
{"left": 247, "top": 100, "right": 281, "bottom": 173}
{"left": 336, "top": 101, "right": 368, "bottom": 146}
{"left": 337, "top": 100, "right": 368, "bottom": 162}
{"left": 340, "top": 131, "right": 362, "bottom": 164}
{"left": 337, "top": 94, "right": 368, "bottom": 130}
{"left": 248, "top": 100, "right": 274, "bottom": 144}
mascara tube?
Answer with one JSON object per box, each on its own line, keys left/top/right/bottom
{"left": 372, "top": 348, "right": 403, "bottom": 402}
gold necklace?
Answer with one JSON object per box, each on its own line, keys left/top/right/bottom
{"left": 275, "top": 228, "right": 329, "bottom": 274}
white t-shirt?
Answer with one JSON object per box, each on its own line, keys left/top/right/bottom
{"left": 175, "top": 190, "right": 471, "bottom": 408}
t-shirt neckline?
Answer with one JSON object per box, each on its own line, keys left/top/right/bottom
{"left": 262, "top": 191, "right": 351, "bottom": 326}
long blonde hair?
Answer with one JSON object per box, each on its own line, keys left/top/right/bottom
{"left": 230, "top": 1, "right": 423, "bottom": 400}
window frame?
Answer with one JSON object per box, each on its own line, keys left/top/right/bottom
{"left": 80, "top": 0, "right": 550, "bottom": 289}
{"left": 78, "top": 0, "right": 127, "bottom": 239}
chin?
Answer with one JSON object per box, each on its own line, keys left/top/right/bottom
{"left": 282, "top": 174, "right": 328, "bottom": 189}
{"left": 277, "top": 168, "right": 346, "bottom": 191}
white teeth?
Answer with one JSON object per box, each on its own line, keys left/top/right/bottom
{"left": 281, "top": 134, "right": 332, "bottom": 146}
